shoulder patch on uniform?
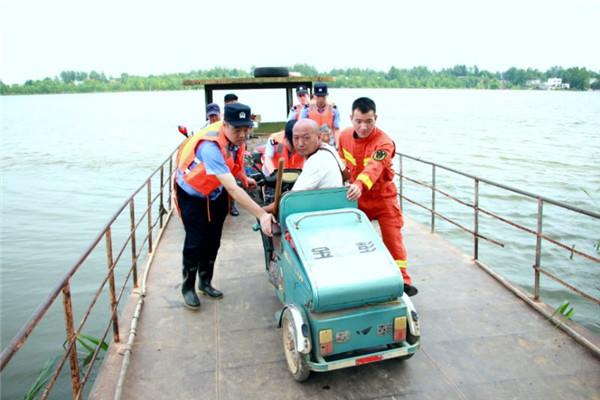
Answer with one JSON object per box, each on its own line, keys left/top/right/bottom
{"left": 373, "top": 149, "right": 388, "bottom": 161}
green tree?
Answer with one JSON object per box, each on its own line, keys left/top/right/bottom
{"left": 503, "top": 67, "right": 529, "bottom": 86}
{"left": 289, "top": 64, "right": 319, "bottom": 76}
{"left": 386, "top": 66, "right": 401, "bottom": 81}
{"left": 545, "top": 66, "right": 565, "bottom": 79}
{"left": 89, "top": 70, "right": 108, "bottom": 82}
{"left": 450, "top": 65, "right": 468, "bottom": 77}
{"left": 562, "top": 67, "right": 590, "bottom": 90}
{"left": 2, "top": 65, "right": 597, "bottom": 95}
{"left": 60, "top": 70, "right": 76, "bottom": 83}
{"left": 75, "top": 71, "right": 88, "bottom": 81}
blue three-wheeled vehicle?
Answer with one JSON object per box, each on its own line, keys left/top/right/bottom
{"left": 257, "top": 187, "right": 420, "bottom": 381}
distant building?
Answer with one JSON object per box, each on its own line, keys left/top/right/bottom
{"left": 526, "top": 79, "right": 541, "bottom": 87}
{"left": 547, "top": 78, "right": 562, "bottom": 87}
{"left": 539, "top": 77, "right": 570, "bottom": 90}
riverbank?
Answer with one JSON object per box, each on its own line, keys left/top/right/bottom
{"left": 2, "top": 65, "right": 599, "bottom": 95}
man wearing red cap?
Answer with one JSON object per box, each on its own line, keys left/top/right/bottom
{"left": 339, "top": 97, "right": 417, "bottom": 296}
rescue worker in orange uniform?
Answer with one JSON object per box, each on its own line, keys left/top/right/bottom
{"left": 175, "top": 103, "right": 275, "bottom": 309}
{"left": 287, "top": 85, "right": 310, "bottom": 121}
{"left": 262, "top": 119, "right": 305, "bottom": 176}
{"left": 301, "top": 83, "right": 340, "bottom": 148}
{"left": 339, "top": 97, "right": 417, "bottom": 296}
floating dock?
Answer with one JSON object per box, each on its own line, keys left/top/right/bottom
{"left": 91, "top": 210, "right": 600, "bottom": 399}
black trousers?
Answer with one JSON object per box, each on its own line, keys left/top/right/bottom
{"left": 176, "top": 184, "right": 229, "bottom": 282}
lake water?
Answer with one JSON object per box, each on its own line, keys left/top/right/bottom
{"left": 1, "top": 89, "right": 599, "bottom": 398}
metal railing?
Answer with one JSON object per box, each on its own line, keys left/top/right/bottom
{"left": 0, "top": 149, "right": 178, "bottom": 399}
{"left": 396, "top": 152, "right": 600, "bottom": 355}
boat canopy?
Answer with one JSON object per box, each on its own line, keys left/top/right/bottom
{"left": 184, "top": 76, "right": 335, "bottom": 118}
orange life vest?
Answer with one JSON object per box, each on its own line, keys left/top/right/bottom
{"left": 264, "top": 131, "right": 304, "bottom": 169}
{"left": 176, "top": 126, "right": 246, "bottom": 196}
{"left": 307, "top": 104, "right": 335, "bottom": 131}
{"left": 338, "top": 126, "right": 397, "bottom": 199}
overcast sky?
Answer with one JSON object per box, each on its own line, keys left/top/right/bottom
{"left": 1, "top": 0, "right": 599, "bottom": 84}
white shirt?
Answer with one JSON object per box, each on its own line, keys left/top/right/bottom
{"left": 292, "top": 143, "right": 346, "bottom": 191}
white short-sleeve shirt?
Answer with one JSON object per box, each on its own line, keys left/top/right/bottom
{"left": 292, "top": 143, "right": 346, "bottom": 191}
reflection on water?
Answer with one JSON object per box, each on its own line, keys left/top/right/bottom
{"left": 1, "top": 89, "right": 599, "bottom": 397}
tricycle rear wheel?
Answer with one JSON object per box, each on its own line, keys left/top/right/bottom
{"left": 282, "top": 310, "right": 311, "bottom": 381}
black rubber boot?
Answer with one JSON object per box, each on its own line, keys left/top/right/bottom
{"left": 198, "top": 262, "right": 223, "bottom": 299}
{"left": 182, "top": 257, "right": 201, "bottom": 309}
{"left": 199, "top": 281, "right": 223, "bottom": 298}
{"left": 404, "top": 283, "right": 418, "bottom": 297}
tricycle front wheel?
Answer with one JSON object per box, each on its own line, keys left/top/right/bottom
{"left": 282, "top": 310, "right": 311, "bottom": 381}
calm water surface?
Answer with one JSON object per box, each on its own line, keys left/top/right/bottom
{"left": 1, "top": 89, "right": 599, "bottom": 397}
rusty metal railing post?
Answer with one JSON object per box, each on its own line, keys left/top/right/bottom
{"left": 431, "top": 164, "right": 436, "bottom": 233}
{"left": 398, "top": 154, "right": 403, "bottom": 209}
{"left": 129, "top": 199, "right": 138, "bottom": 289}
{"left": 147, "top": 180, "right": 153, "bottom": 253}
{"left": 105, "top": 228, "right": 120, "bottom": 342}
{"left": 533, "top": 198, "right": 544, "bottom": 301}
{"left": 159, "top": 165, "right": 165, "bottom": 229}
{"left": 61, "top": 283, "right": 81, "bottom": 399}
{"left": 474, "top": 178, "right": 480, "bottom": 260}
{"left": 168, "top": 157, "right": 173, "bottom": 210}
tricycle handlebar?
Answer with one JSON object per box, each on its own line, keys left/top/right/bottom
{"left": 293, "top": 210, "right": 362, "bottom": 230}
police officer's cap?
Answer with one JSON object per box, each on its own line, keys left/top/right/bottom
{"left": 314, "top": 82, "right": 328, "bottom": 97}
{"left": 224, "top": 103, "right": 253, "bottom": 127}
{"left": 206, "top": 103, "right": 220, "bottom": 116}
{"left": 296, "top": 85, "right": 308, "bottom": 95}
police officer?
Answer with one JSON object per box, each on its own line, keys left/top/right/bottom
{"left": 206, "top": 103, "right": 221, "bottom": 125}
{"left": 175, "top": 103, "right": 274, "bottom": 309}
{"left": 300, "top": 83, "right": 341, "bottom": 148}
{"left": 287, "top": 85, "right": 310, "bottom": 121}
{"left": 224, "top": 93, "right": 238, "bottom": 104}
{"left": 223, "top": 93, "right": 241, "bottom": 216}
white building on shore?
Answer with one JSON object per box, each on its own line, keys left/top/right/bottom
{"left": 540, "top": 77, "right": 570, "bottom": 90}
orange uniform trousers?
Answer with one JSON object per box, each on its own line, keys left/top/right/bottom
{"left": 359, "top": 195, "right": 411, "bottom": 285}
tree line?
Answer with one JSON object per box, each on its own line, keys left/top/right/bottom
{"left": 1, "top": 64, "right": 599, "bottom": 95}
